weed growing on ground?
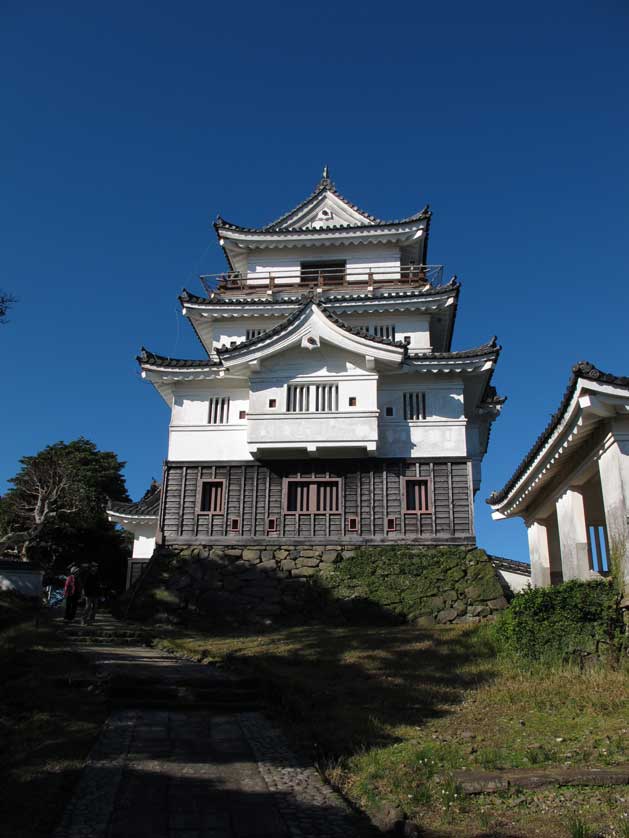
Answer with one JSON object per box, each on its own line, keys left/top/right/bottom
{"left": 567, "top": 816, "right": 593, "bottom": 838}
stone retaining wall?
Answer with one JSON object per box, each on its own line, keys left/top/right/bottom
{"left": 135, "top": 544, "right": 509, "bottom": 626}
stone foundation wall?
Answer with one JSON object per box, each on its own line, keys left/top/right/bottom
{"left": 135, "top": 544, "right": 509, "bottom": 626}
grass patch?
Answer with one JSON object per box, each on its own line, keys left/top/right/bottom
{"left": 0, "top": 616, "right": 107, "bottom": 838}
{"left": 156, "top": 623, "right": 629, "bottom": 837}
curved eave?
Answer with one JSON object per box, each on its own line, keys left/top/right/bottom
{"left": 107, "top": 509, "right": 158, "bottom": 528}
{"left": 216, "top": 221, "right": 427, "bottom": 250}
{"left": 487, "top": 364, "right": 629, "bottom": 517}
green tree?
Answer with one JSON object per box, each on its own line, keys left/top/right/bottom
{"left": 0, "top": 438, "right": 131, "bottom": 585}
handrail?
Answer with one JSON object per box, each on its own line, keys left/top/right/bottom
{"left": 199, "top": 264, "right": 445, "bottom": 297}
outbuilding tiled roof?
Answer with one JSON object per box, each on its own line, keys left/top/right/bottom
{"left": 108, "top": 483, "right": 161, "bottom": 517}
{"left": 487, "top": 361, "right": 629, "bottom": 507}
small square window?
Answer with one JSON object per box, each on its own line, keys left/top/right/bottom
{"left": 268, "top": 399, "right": 277, "bottom": 408}
{"left": 349, "top": 397, "right": 357, "bottom": 407}
{"left": 267, "top": 517, "right": 278, "bottom": 533}
{"left": 386, "top": 517, "right": 396, "bottom": 533}
{"left": 385, "top": 406, "right": 394, "bottom": 417}
{"left": 347, "top": 516, "right": 358, "bottom": 532}
{"left": 239, "top": 410, "right": 247, "bottom": 420}
{"left": 229, "top": 517, "right": 240, "bottom": 532}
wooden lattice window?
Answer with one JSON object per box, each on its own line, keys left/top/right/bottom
{"left": 403, "top": 392, "right": 426, "bottom": 421}
{"left": 403, "top": 478, "right": 431, "bottom": 513}
{"left": 285, "top": 479, "right": 340, "bottom": 513}
{"left": 300, "top": 260, "right": 346, "bottom": 284}
{"left": 208, "top": 397, "right": 230, "bottom": 424}
{"left": 199, "top": 480, "right": 224, "bottom": 513}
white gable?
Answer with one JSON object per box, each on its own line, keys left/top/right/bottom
{"left": 273, "top": 190, "right": 376, "bottom": 230}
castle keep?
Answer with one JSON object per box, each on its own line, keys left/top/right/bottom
{"left": 121, "top": 171, "right": 504, "bottom": 576}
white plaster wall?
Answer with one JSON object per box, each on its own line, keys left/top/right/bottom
{"left": 377, "top": 375, "right": 467, "bottom": 457}
{"left": 497, "top": 569, "right": 530, "bottom": 593}
{"left": 170, "top": 382, "right": 249, "bottom": 426}
{"left": 343, "top": 312, "right": 432, "bottom": 351}
{"left": 168, "top": 380, "right": 252, "bottom": 461}
{"left": 211, "top": 318, "right": 282, "bottom": 350}
{"left": 246, "top": 245, "right": 401, "bottom": 283}
{"left": 132, "top": 526, "right": 157, "bottom": 559}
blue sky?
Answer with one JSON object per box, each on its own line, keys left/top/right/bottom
{"left": 1, "top": 2, "right": 627, "bottom": 563}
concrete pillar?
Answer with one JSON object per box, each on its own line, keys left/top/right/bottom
{"left": 556, "top": 487, "right": 590, "bottom": 580}
{"left": 598, "top": 431, "right": 629, "bottom": 590}
{"left": 527, "top": 521, "right": 551, "bottom": 587}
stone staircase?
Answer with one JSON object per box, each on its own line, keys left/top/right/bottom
{"left": 54, "top": 610, "right": 264, "bottom": 713}
{"left": 55, "top": 613, "right": 155, "bottom": 646}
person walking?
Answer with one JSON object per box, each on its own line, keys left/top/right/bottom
{"left": 63, "top": 567, "right": 81, "bottom": 622}
{"left": 82, "top": 564, "right": 101, "bottom": 625}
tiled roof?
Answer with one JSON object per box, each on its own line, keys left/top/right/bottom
{"left": 409, "top": 337, "right": 500, "bottom": 361}
{"left": 108, "top": 483, "right": 161, "bottom": 517}
{"left": 489, "top": 555, "right": 531, "bottom": 575}
{"left": 214, "top": 176, "right": 430, "bottom": 234}
{"left": 180, "top": 278, "right": 459, "bottom": 307}
{"left": 138, "top": 348, "right": 220, "bottom": 369}
{"left": 487, "top": 361, "right": 629, "bottom": 507}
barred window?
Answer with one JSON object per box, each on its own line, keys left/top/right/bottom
{"left": 246, "top": 328, "right": 265, "bottom": 340}
{"left": 403, "top": 392, "right": 426, "bottom": 421}
{"left": 200, "top": 481, "right": 224, "bottom": 513}
{"left": 285, "top": 480, "right": 340, "bottom": 513}
{"left": 208, "top": 396, "right": 230, "bottom": 424}
{"left": 404, "top": 479, "right": 430, "bottom": 513}
{"left": 371, "top": 324, "right": 396, "bottom": 340}
{"left": 286, "top": 384, "right": 338, "bottom": 412}
{"left": 287, "top": 384, "right": 310, "bottom": 412}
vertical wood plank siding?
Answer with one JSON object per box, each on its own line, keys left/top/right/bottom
{"left": 161, "top": 459, "right": 474, "bottom": 542}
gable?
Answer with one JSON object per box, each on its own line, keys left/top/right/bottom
{"left": 273, "top": 190, "right": 377, "bottom": 231}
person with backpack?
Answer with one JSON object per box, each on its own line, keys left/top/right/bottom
{"left": 63, "top": 566, "right": 81, "bottom": 622}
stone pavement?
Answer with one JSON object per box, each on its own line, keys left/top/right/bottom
{"left": 52, "top": 615, "right": 372, "bottom": 838}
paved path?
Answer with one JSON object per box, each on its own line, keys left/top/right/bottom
{"left": 52, "top": 616, "right": 370, "bottom": 838}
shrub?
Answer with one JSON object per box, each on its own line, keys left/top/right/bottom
{"left": 494, "top": 579, "right": 625, "bottom": 664}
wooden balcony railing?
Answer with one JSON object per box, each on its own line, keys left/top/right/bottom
{"left": 199, "top": 265, "right": 445, "bottom": 297}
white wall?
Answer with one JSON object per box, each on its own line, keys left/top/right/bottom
{"left": 211, "top": 318, "right": 283, "bottom": 350}
{"left": 246, "top": 245, "right": 401, "bottom": 283}
{"left": 376, "top": 375, "right": 467, "bottom": 457}
{"left": 168, "top": 380, "right": 252, "bottom": 461}
{"left": 132, "top": 525, "right": 157, "bottom": 559}
{"left": 497, "top": 569, "right": 530, "bottom": 594}
{"left": 343, "top": 312, "right": 432, "bottom": 351}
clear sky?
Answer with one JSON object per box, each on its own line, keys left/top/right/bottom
{"left": 2, "top": 2, "right": 627, "bottom": 563}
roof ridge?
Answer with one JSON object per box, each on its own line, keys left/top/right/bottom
{"left": 409, "top": 336, "right": 500, "bottom": 361}
{"left": 487, "top": 361, "right": 629, "bottom": 507}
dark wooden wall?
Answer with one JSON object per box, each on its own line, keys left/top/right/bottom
{"left": 160, "top": 458, "right": 475, "bottom": 545}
